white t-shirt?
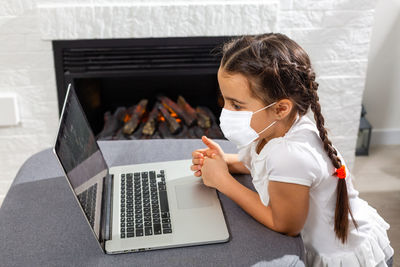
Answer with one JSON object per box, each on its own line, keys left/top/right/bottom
{"left": 238, "top": 114, "right": 394, "bottom": 267}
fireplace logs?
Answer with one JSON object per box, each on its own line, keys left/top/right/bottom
{"left": 142, "top": 105, "right": 159, "bottom": 136}
{"left": 122, "top": 99, "right": 148, "bottom": 135}
{"left": 96, "top": 96, "right": 224, "bottom": 140}
{"left": 158, "top": 103, "right": 181, "bottom": 134}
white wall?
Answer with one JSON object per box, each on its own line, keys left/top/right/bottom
{"left": 0, "top": 1, "right": 59, "bottom": 207}
{"left": 0, "top": 0, "right": 377, "bottom": 207}
{"left": 363, "top": 0, "right": 400, "bottom": 145}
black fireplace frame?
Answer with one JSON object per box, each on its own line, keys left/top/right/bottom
{"left": 52, "top": 36, "right": 237, "bottom": 136}
{"left": 53, "top": 36, "right": 236, "bottom": 113}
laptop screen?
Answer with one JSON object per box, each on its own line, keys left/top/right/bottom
{"left": 54, "top": 84, "right": 108, "bottom": 242}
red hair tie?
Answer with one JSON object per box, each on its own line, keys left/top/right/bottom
{"left": 335, "top": 165, "right": 346, "bottom": 179}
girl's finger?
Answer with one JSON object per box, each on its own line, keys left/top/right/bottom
{"left": 190, "top": 164, "right": 198, "bottom": 171}
{"left": 201, "top": 136, "right": 219, "bottom": 150}
{"left": 190, "top": 164, "right": 202, "bottom": 171}
{"left": 194, "top": 170, "right": 201, "bottom": 177}
{"left": 204, "top": 149, "right": 218, "bottom": 158}
{"left": 192, "top": 158, "right": 203, "bottom": 165}
{"left": 192, "top": 150, "right": 205, "bottom": 158}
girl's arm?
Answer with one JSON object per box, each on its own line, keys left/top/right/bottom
{"left": 218, "top": 171, "right": 309, "bottom": 236}
{"left": 225, "top": 153, "right": 251, "bottom": 174}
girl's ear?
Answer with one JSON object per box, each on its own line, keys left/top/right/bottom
{"left": 275, "top": 99, "right": 293, "bottom": 120}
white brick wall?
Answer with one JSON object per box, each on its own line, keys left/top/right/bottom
{"left": 0, "top": 0, "right": 377, "bottom": 207}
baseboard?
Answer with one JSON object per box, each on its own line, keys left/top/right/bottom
{"left": 370, "top": 128, "right": 400, "bottom": 145}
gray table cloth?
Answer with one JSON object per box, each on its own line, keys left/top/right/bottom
{"left": 0, "top": 139, "right": 305, "bottom": 267}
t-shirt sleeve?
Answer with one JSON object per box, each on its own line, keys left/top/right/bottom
{"left": 266, "top": 140, "right": 321, "bottom": 187}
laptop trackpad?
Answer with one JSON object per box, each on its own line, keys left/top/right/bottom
{"left": 175, "top": 183, "right": 214, "bottom": 209}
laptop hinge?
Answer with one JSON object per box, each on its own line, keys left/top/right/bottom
{"left": 101, "top": 172, "right": 113, "bottom": 241}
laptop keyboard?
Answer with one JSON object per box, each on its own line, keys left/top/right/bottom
{"left": 77, "top": 183, "right": 97, "bottom": 228}
{"left": 120, "top": 170, "right": 172, "bottom": 238}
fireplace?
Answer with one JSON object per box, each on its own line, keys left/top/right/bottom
{"left": 53, "top": 36, "right": 234, "bottom": 140}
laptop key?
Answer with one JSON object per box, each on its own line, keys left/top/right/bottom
{"left": 127, "top": 232, "right": 135, "bottom": 238}
{"left": 152, "top": 208, "right": 159, "bottom": 214}
{"left": 121, "top": 232, "right": 126, "bottom": 238}
{"left": 163, "top": 228, "right": 172, "bottom": 234}
{"left": 162, "top": 218, "right": 170, "bottom": 223}
{"left": 127, "top": 222, "right": 134, "bottom": 227}
{"left": 162, "top": 223, "right": 171, "bottom": 229}
{"left": 144, "top": 221, "right": 151, "bottom": 227}
{"left": 154, "top": 224, "right": 162, "bottom": 235}
{"left": 127, "top": 227, "right": 135, "bottom": 233}
{"left": 159, "top": 190, "right": 169, "bottom": 213}
{"left": 145, "top": 227, "right": 153, "bottom": 236}
{"left": 136, "top": 229, "right": 143, "bottom": 237}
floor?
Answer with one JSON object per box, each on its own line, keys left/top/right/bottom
{"left": 353, "top": 145, "right": 400, "bottom": 266}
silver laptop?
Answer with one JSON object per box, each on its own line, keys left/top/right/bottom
{"left": 53, "top": 84, "right": 229, "bottom": 254}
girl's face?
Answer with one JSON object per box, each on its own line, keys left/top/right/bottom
{"left": 217, "top": 66, "right": 278, "bottom": 141}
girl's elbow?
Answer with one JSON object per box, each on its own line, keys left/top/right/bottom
{"left": 286, "top": 230, "right": 301, "bottom": 237}
{"left": 273, "top": 224, "right": 302, "bottom": 237}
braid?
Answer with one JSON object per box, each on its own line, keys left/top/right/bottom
{"left": 309, "top": 90, "right": 341, "bottom": 168}
{"left": 308, "top": 75, "right": 358, "bottom": 243}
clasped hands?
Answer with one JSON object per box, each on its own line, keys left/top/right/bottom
{"left": 191, "top": 136, "right": 231, "bottom": 191}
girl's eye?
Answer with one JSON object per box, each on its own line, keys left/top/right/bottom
{"left": 232, "top": 103, "right": 241, "bottom": 110}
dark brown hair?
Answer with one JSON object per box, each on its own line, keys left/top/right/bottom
{"left": 218, "top": 33, "right": 357, "bottom": 243}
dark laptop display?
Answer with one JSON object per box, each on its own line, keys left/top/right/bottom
{"left": 54, "top": 86, "right": 108, "bottom": 241}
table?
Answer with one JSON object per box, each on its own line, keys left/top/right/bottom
{"left": 0, "top": 139, "right": 305, "bottom": 266}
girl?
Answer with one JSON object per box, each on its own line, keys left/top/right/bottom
{"left": 190, "top": 33, "right": 394, "bottom": 266}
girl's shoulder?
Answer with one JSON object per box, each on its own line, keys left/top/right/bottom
{"left": 261, "top": 116, "right": 329, "bottom": 187}
{"left": 263, "top": 114, "right": 323, "bottom": 159}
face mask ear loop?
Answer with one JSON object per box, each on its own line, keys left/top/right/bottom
{"left": 257, "top": 120, "right": 277, "bottom": 135}
{"left": 253, "top": 101, "right": 277, "bottom": 114}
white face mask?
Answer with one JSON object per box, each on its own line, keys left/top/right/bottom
{"left": 219, "top": 102, "right": 277, "bottom": 148}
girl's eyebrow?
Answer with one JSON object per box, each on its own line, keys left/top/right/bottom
{"left": 225, "top": 97, "right": 246, "bottom": 105}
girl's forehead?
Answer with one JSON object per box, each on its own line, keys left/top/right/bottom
{"left": 217, "top": 68, "right": 253, "bottom": 99}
